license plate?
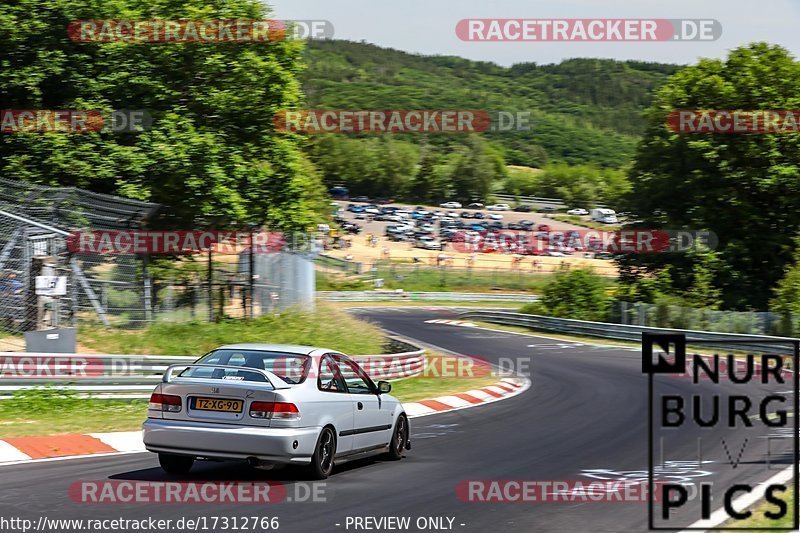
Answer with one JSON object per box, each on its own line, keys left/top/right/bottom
{"left": 192, "top": 397, "right": 243, "bottom": 413}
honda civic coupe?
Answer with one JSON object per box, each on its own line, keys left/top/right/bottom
{"left": 143, "top": 344, "right": 410, "bottom": 479}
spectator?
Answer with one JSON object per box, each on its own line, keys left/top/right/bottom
{"left": 0, "top": 271, "right": 23, "bottom": 295}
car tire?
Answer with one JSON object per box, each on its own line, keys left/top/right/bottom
{"left": 307, "top": 427, "right": 337, "bottom": 480}
{"left": 158, "top": 453, "right": 194, "bottom": 474}
{"left": 384, "top": 415, "right": 408, "bottom": 461}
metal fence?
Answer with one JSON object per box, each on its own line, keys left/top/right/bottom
{"left": 0, "top": 181, "right": 318, "bottom": 338}
{"left": 492, "top": 193, "right": 607, "bottom": 209}
{"left": 458, "top": 310, "right": 798, "bottom": 355}
{"left": 611, "top": 300, "right": 795, "bottom": 336}
{"left": 320, "top": 291, "right": 540, "bottom": 302}
{"left": 0, "top": 337, "right": 424, "bottom": 398}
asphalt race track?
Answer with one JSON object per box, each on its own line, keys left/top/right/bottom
{"left": 0, "top": 308, "right": 794, "bottom": 532}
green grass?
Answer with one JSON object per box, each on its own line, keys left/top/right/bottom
{"left": 550, "top": 214, "right": 621, "bottom": 231}
{"left": 723, "top": 487, "right": 794, "bottom": 530}
{"left": 317, "top": 266, "right": 554, "bottom": 293}
{"left": 0, "top": 356, "right": 500, "bottom": 438}
{"left": 0, "top": 389, "right": 150, "bottom": 438}
{"left": 80, "top": 303, "right": 385, "bottom": 356}
{"left": 324, "top": 300, "right": 518, "bottom": 309}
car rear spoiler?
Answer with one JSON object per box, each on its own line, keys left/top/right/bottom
{"left": 162, "top": 364, "right": 293, "bottom": 389}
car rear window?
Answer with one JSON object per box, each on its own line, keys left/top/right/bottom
{"left": 184, "top": 350, "right": 311, "bottom": 384}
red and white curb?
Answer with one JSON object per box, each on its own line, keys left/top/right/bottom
{"left": 402, "top": 376, "right": 529, "bottom": 417}
{"left": 424, "top": 319, "right": 478, "bottom": 327}
{"left": 0, "top": 376, "right": 529, "bottom": 465}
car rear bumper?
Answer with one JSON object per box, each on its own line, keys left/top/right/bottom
{"left": 142, "top": 419, "right": 321, "bottom": 465}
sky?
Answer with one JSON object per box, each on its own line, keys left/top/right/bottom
{"left": 267, "top": 0, "right": 800, "bottom": 67}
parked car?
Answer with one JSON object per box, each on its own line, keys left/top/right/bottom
{"left": 488, "top": 213, "right": 504, "bottom": 220}
{"left": 342, "top": 223, "right": 361, "bottom": 234}
{"left": 519, "top": 220, "right": 535, "bottom": 230}
{"left": 540, "top": 206, "right": 557, "bottom": 213}
{"left": 143, "top": 345, "right": 410, "bottom": 479}
{"left": 472, "top": 212, "right": 485, "bottom": 219}
{"left": 567, "top": 208, "right": 589, "bottom": 216}
{"left": 460, "top": 211, "right": 473, "bottom": 219}
{"left": 414, "top": 236, "right": 442, "bottom": 250}
{"left": 467, "top": 202, "right": 484, "bottom": 209}
{"left": 487, "top": 204, "right": 511, "bottom": 211}
{"left": 364, "top": 206, "right": 381, "bottom": 215}
{"left": 440, "top": 201, "right": 462, "bottom": 209}
{"left": 514, "top": 205, "right": 532, "bottom": 212}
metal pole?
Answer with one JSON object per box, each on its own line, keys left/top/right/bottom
{"left": 142, "top": 254, "right": 152, "bottom": 323}
{"left": 207, "top": 247, "right": 213, "bottom": 322}
{"left": 249, "top": 231, "right": 255, "bottom": 319}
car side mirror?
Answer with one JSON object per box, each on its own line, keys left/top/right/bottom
{"left": 377, "top": 381, "right": 392, "bottom": 394}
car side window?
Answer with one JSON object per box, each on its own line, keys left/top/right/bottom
{"left": 336, "top": 358, "right": 374, "bottom": 395}
{"left": 318, "top": 355, "right": 347, "bottom": 393}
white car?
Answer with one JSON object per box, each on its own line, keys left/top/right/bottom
{"left": 364, "top": 207, "right": 381, "bottom": 215}
{"left": 488, "top": 213, "right": 504, "bottom": 220}
{"left": 567, "top": 208, "right": 589, "bottom": 216}
{"left": 440, "top": 201, "right": 462, "bottom": 209}
{"left": 143, "top": 344, "right": 410, "bottom": 479}
{"left": 486, "top": 204, "right": 511, "bottom": 211}
{"left": 383, "top": 214, "right": 405, "bottom": 223}
{"left": 415, "top": 236, "right": 442, "bottom": 250}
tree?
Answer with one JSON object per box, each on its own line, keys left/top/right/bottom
{"left": 621, "top": 43, "right": 800, "bottom": 309}
{"left": 771, "top": 235, "right": 800, "bottom": 316}
{"left": 0, "top": 0, "right": 321, "bottom": 229}
{"left": 539, "top": 269, "right": 611, "bottom": 321}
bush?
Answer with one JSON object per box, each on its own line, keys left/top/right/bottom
{"left": 539, "top": 269, "right": 610, "bottom": 321}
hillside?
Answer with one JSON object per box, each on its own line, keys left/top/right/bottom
{"left": 302, "top": 40, "right": 681, "bottom": 168}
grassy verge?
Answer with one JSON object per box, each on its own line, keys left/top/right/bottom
{"left": 0, "top": 355, "right": 500, "bottom": 438}
{"left": 550, "top": 214, "right": 621, "bottom": 231}
{"left": 723, "top": 486, "right": 794, "bottom": 530}
{"left": 317, "top": 268, "right": 553, "bottom": 293}
{"left": 80, "top": 303, "right": 385, "bottom": 356}
{"left": 324, "top": 300, "right": 520, "bottom": 309}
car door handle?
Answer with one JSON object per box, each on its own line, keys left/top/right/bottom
{"left": 357, "top": 402, "right": 363, "bottom": 410}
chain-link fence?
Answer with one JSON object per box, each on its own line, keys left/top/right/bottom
{"left": 0, "top": 180, "right": 317, "bottom": 339}
{"left": 610, "top": 300, "right": 797, "bottom": 336}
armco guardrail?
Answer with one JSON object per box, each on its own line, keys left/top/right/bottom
{"left": 458, "top": 310, "right": 798, "bottom": 355}
{"left": 493, "top": 193, "right": 608, "bottom": 209}
{"left": 0, "top": 338, "right": 425, "bottom": 398}
{"left": 320, "top": 291, "right": 540, "bottom": 303}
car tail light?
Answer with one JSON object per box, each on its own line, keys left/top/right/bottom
{"left": 149, "top": 393, "right": 182, "bottom": 413}
{"left": 250, "top": 401, "right": 300, "bottom": 420}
